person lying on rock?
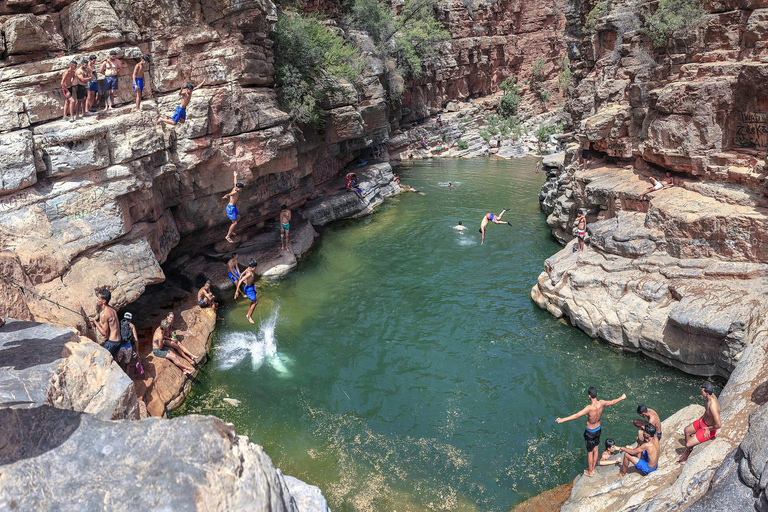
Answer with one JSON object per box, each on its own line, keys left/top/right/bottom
{"left": 132, "top": 55, "right": 151, "bottom": 112}
{"left": 642, "top": 177, "right": 664, "bottom": 199}
{"left": 157, "top": 79, "right": 206, "bottom": 127}
{"left": 619, "top": 423, "right": 660, "bottom": 476}
{"left": 90, "top": 289, "right": 122, "bottom": 361}
{"left": 677, "top": 382, "right": 721, "bottom": 464}
{"left": 599, "top": 439, "right": 621, "bottom": 466}
{"left": 574, "top": 211, "right": 586, "bottom": 252}
{"left": 161, "top": 312, "right": 198, "bottom": 365}
{"left": 479, "top": 208, "right": 511, "bottom": 245}
{"left": 227, "top": 253, "right": 241, "bottom": 284}
{"left": 100, "top": 50, "right": 123, "bottom": 111}
{"left": 556, "top": 386, "right": 627, "bottom": 477}
{"left": 61, "top": 60, "right": 77, "bottom": 122}
{"left": 222, "top": 171, "right": 244, "bottom": 244}
{"left": 117, "top": 312, "right": 139, "bottom": 375}
{"left": 234, "top": 260, "right": 259, "bottom": 324}
{"left": 280, "top": 204, "right": 292, "bottom": 252}
{"left": 197, "top": 280, "right": 218, "bottom": 312}
{"left": 152, "top": 315, "right": 194, "bottom": 376}
{"left": 634, "top": 404, "right": 663, "bottom": 443}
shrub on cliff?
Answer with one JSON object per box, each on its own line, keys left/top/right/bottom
{"left": 273, "top": 12, "right": 362, "bottom": 128}
{"left": 557, "top": 55, "right": 572, "bottom": 93}
{"left": 527, "top": 58, "right": 550, "bottom": 104}
{"left": 535, "top": 123, "right": 562, "bottom": 143}
{"left": 642, "top": 0, "right": 705, "bottom": 49}
{"left": 498, "top": 78, "right": 521, "bottom": 118}
{"left": 584, "top": 0, "right": 611, "bottom": 34}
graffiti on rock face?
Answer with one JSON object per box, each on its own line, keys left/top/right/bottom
{"left": 734, "top": 112, "right": 768, "bottom": 148}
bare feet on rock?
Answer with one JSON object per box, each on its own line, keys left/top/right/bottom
{"left": 583, "top": 470, "right": 594, "bottom": 477}
{"left": 225, "top": 236, "right": 234, "bottom": 244}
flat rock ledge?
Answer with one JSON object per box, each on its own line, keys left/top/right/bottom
{"left": 0, "top": 319, "right": 330, "bottom": 512}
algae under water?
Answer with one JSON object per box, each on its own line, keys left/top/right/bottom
{"left": 177, "top": 158, "right": 704, "bottom": 511}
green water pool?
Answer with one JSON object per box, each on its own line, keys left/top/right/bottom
{"left": 176, "top": 157, "right": 704, "bottom": 511}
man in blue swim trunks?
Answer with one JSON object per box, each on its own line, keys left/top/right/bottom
{"left": 479, "top": 208, "right": 512, "bottom": 245}
{"left": 234, "top": 259, "right": 259, "bottom": 324}
{"left": 99, "top": 50, "right": 123, "bottom": 111}
{"left": 556, "top": 386, "right": 627, "bottom": 477}
{"left": 132, "top": 55, "right": 150, "bottom": 112}
{"left": 227, "top": 253, "right": 241, "bottom": 284}
{"left": 157, "top": 79, "right": 205, "bottom": 127}
{"left": 619, "top": 424, "right": 660, "bottom": 477}
{"left": 86, "top": 55, "right": 101, "bottom": 113}
{"left": 222, "top": 170, "right": 244, "bottom": 243}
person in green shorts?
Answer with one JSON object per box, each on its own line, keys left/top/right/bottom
{"left": 280, "top": 204, "right": 291, "bottom": 251}
{"left": 151, "top": 316, "right": 194, "bottom": 375}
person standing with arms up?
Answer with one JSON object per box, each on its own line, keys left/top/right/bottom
{"left": 556, "top": 386, "right": 627, "bottom": 477}
{"left": 222, "top": 171, "right": 244, "bottom": 244}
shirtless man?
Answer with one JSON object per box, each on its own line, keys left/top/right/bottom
{"left": 197, "top": 280, "right": 217, "bottom": 311}
{"left": 235, "top": 260, "right": 259, "bottom": 324}
{"left": 280, "top": 204, "right": 291, "bottom": 251}
{"left": 100, "top": 50, "right": 124, "bottom": 111}
{"left": 619, "top": 423, "right": 660, "bottom": 477}
{"left": 556, "top": 386, "right": 627, "bottom": 477}
{"left": 634, "top": 404, "right": 663, "bottom": 443}
{"left": 157, "top": 79, "right": 206, "bottom": 126}
{"left": 90, "top": 289, "right": 122, "bottom": 361}
{"left": 61, "top": 60, "right": 77, "bottom": 122}
{"left": 152, "top": 316, "right": 194, "bottom": 375}
{"left": 642, "top": 177, "right": 664, "bottom": 199}
{"left": 227, "top": 253, "right": 241, "bottom": 284}
{"left": 575, "top": 211, "right": 587, "bottom": 252}
{"left": 678, "top": 382, "right": 721, "bottom": 464}
{"left": 663, "top": 171, "right": 676, "bottom": 187}
{"left": 454, "top": 221, "right": 467, "bottom": 232}
{"left": 86, "top": 55, "right": 100, "bottom": 113}
{"left": 222, "top": 171, "right": 244, "bottom": 243}
{"left": 132, "top": 55, "right": 151, "bottom": 112}
{"left": 162, "top": 312, "right": 198, "bottom": 365}
{"left": 75, "top": 59, "right": 90, "bottom": 119}
{"left": 581, "top": 139, "right": 591, "bottom": 170}
{"left": 479, "top": 208, "right": 511, "bottom": 245}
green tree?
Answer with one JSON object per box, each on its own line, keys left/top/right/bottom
{"left": 535, "top": 123, "right": 562, "bottom": 142}
{"left": 584, "top": 0, "right": 611, "bottom": 34}
{"left": 498, "top": 77, "right": 521, "bottom": 118}
{"left": 273, "top": 12, "right": 362, "bottom": 128}
{"left": 642, "top": 0, "right": 705, "bottom": 49}
{"left": 557, "top": 54, "right": 572, "bottom": 92}
{"left": 457, "top": 139, "right": 469, "bottom": 150}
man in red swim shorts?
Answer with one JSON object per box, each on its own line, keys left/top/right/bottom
{"left": 678, "top": 381, "right": 721, "bottom": 464}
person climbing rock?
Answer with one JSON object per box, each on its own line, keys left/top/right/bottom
{"left": 99, "top": 50, "right": 123, "bottom": 111}
{"left": 280, "top": 204, "right": 292, "bottom": 252}
{"left": 227, "top": 253, "right": 241, "bottom": 284}
{"left": 157, "top": 79, "right": 206, "bottom": 126}
{"left": 90, "top": 289, "right": 121, "bottom": 361}
{"left": 132, "top": 55, "right": 151, "bottom": 112}
{"left": 222, "top": 170, "right": 244, "bottom": 243}
{"left": 234, "top": 260, "right": 259, "bottom": 324}
{"left": 677, "top": 382, "right": 721, "bottom": 464}
{"left": 479, "top": 208, "right": 511, "bottom": 245}
{"left": 556, "top": 386, "right": 627, "bottom": 477}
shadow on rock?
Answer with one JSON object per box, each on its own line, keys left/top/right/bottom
{"left": 0, "top": 406, "right": 83, "bottom": 465}
{"left": 0, "top": 320, "right": 43, "bottom": 335}
{"left": 0, "top": 333, "right": 70, "bottom": 371}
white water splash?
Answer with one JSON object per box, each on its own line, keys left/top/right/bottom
{"left": 215, "top": 307, "right": 293, "bottom": 376}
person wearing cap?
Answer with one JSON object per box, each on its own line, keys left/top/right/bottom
{"left": 100, "top": 50, "right": 124, "bottom": 111}
{"left": 157, "top": 78, "right": 206, "bottom": 127}
{"left": 222, "top": 170, "right": 244, "bottom": 244}
{"left": 132, "top": 55, "right": 151, "bottom": 112}
{"left": 117, "top": 312, "right": 139, "bottom": 374}
{"left": 86, "top": 55, "right": 101, "bottom": 113}
{"left": 677, "top": 382, "right": 721, "bottom": 464}
{"left": 197, "top": 280, "right": 218, "bottom": 312}
{"left": 61, "top": 60, "right": 78, "bottom": 122}
{"left": 618, "top": 423, "right": 660, "bottom": 476}
{"left": 75, "top": 59, "right": 90, "bottom": 119}
{"left": 234, "top": 260, "right": 259, "bottom": 324}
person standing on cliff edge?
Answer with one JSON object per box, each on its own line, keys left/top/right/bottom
{"left": 235, "top": 260, "right": 259, "bottom": 324}
{"left": 90, "top": 289, "right": 122, "bottom": 361}
{"left": 580, "top": 138, "right": 591, "bottom": 169}
{"left": 575, "top": 211, "right": 587, "bottom": 252}
{"left": 677, "top": 382, "right": 721, "bottom": 464}
{"left": 556, "top": 386, "right": 627, "bottom": 477}
{"left": 132, "top": 55, "right": 151, "bottom": 112}
{"left": 222, "top": 170, "right": 244, "bottom": 244}
{"left": 280, "top": 204, "right": 292, "bottom": 252}
{"left": 100, "top": 50, "right": 123, "bottom": 111}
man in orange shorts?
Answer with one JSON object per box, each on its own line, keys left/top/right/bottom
{"left": 678, "top": 382, "right": 721, "bottom": 464}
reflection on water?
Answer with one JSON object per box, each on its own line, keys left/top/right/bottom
{"left": 176, "top": 158, "right": 703, "bottom": 511}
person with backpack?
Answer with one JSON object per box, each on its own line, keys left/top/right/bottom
{"left": 117, "top": 312, "right": 139, "bottom": 374}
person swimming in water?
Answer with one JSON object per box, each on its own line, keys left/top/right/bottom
{"left": 479, "top": 208, "right": 511, "bottom": 245}
{"left": 454, "top": 221, "right": 467, "bottom": 232}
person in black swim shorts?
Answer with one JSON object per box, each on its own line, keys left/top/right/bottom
{"left": 61, "top": 60, "right": 77, "bottom": 121}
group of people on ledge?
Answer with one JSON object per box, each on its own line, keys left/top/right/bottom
{"left": 556, "top": 383, "right": 721, "bottom": 478}
{"left": 60, "top": 49, "right": 205, "bottom": 127}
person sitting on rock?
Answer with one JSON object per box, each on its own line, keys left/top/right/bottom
{"left": 642, "top": 177, "right": 664, "bottom": 198}
{"left": 663, "top": 171, "right": 676, "bottom": 188}
{"left": 99, "top": 50, "right": 123, "bottom": 111}
{"left": 346, "top": 172, "right": 365, "bottom": 199}
{"left": 234, "top": 260, "right": 259, "bottom": 324}
{"left": 162, "top": 312, "right": 198, "bottom": 365}
{"left": 227, "top": 253, "right": 241, "bottom": 284}
{"left": 197, "top": 280, "right": 217, "bottom": 312}
{"left": 117, "top": 312, "right": 139, "bottom": 375}
{"left": 677, "top": 382, "right": 721, "bottom": 464}
{"left": 157, "top": 79, "right": 206, "bottom": 126}
{"left": 634, "top": 404, "right": 663, "bottom": 443}
{"left": 132, "top": 55, "right": 151, "bottom": 112}
{"left": 479, "top": 208, "right": 512, "bottom": 245}
{"left": 222, "top": 171, "right": 244, "bottom": 244}
{"left": 280, "top": 204, "right": 292, "bottom": 252}
{"left": 90, "top": 289, "right": 122, "bottom": 361}
{"left": 574, "top": 211, "right": 587, "bottom": 252}
{"left": 61, "top": 60, "right": 77, "bottom": 122}
{"left": 619, "top": 424, "right": 660, "bottom": 476}
{"left": 152, "top": 315, "right": 194, "bottom": 376}
{"left": 598, "top": 439, "right": 621, "bottom": 466}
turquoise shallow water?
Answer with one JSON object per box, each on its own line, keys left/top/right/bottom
{"left": 176, "top": 158, "right": 704, "bottom": 511}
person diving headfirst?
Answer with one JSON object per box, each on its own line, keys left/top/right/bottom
{"left": 479, "top": 208, "right": 512, "bottom": 245}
